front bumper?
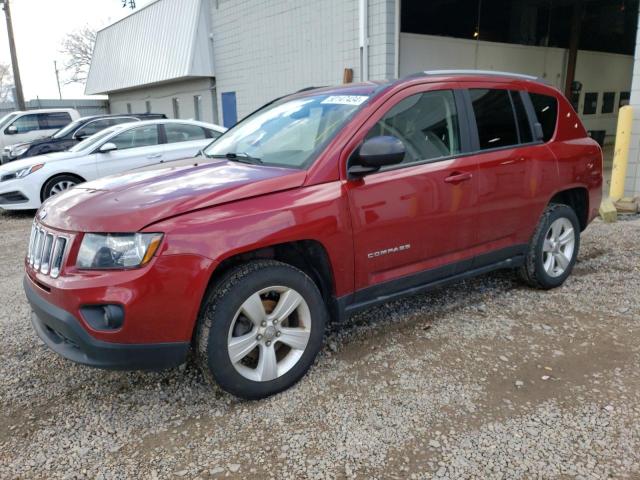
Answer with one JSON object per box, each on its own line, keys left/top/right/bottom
{"left": 24, "top": 276, "right": 189, "bottom": 371}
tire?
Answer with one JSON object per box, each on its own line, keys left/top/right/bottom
{"left": 195, "top": 260, "right": 327, "bottom": 399}
{"left": 41, "top": 174, "right": 82, "bottom": 200}
{"left": 518, "top": 203, "right": 580, "bottom": 289}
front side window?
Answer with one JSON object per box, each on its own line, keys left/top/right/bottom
{"left": 42, "top": 112, "right": 71, "bottom": 129}
{"left": 470, "top": 89, "right": 518, "bottom": 150}
{"left": 165, "top": 123, "right": 207, "bottom": 143}
{"left": 75, "top": 119, "right": 115, "bottom": 139}
{"left": 529, "top": 93, "right": 558, "bottom": 142}
{"left": 366, "top": 90, "right": 461, "bottom": 165}
{"left": 110, "top": 125, "right": 159, "bottom": 150}
{"left": 69, "top": 129, "right": 116, "bottom": 152}
{"left": 204, "top": 92, "right": 371, "bottom": 169}
{"left": 9, "top": 114, "right": 40, "bottom": 133}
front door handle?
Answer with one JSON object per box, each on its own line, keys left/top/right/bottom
{"left": 444, "top": 172, "right": 473, "bottom": 184}
{"left": 147, "top": 153, "right": 162, "bottom": 159}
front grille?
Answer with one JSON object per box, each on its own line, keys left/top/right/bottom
{"left": 27, "top": 222, "right": 69, "bottom": 279}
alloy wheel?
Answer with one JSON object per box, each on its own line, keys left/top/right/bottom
{"left": 227, "top": 286, "right": 311, "bottom": 382}
{"left": 542, "top": 217, "right": 575, "bottom": 277}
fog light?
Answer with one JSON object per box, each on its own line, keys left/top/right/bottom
{"left": 81, "top": 305, "right": 125, "bottom": 331}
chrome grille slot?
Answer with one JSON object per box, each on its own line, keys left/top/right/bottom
{"left": 40, "top": 234, "right": 54, "bottom": 275}
{"left": 27, "top": 224, "right": 36, "bottom": 263}
{"left": 27, "top": 221, "right": 69, "bottom": 278}
{"left": 50, "top": 237, "right": 67, "bottom": 278}
{"left": 33, "top": 229, "right": 45, "bottom": 269}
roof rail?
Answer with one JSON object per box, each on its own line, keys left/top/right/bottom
{"left": 422, "top": 69, "right": 546, "bottom": 83}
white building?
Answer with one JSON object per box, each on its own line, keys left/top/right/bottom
{"left": 87, "top": 0, "right": 640, "bottom": 195}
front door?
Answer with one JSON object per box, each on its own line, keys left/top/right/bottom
{"left": 344, "top": 85, "right": 480, "bottom": 300}
{"left": 96, "top": 124, "right": 162, "bottom": 177}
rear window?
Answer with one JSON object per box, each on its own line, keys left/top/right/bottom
{"left": 470, "top": 89, "right": 518, "bottom": 150}
{"left": 529, "top": 93, "right": 558, "bottom": 142}
{"left": 42, "top": 112, "right": 71, "bottom": 129}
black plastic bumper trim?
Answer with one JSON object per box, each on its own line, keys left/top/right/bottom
{"left": 24, "top": 276, "right": 189, "bottom": 371}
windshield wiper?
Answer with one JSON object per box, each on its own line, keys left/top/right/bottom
{"left": 205, "top": 152, "right": 263, "bottom": 165}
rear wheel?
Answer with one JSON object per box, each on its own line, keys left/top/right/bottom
{"left": 519, "top": 203, "right": 580, "bottom": 289}
{"left": 42, "top": 174, "right": 82, "bottom": 200}
{"left": 196, "top": 260, "right": 326, "bottom": 399}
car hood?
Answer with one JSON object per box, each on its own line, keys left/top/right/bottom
{"left": 41, "top": 158, "right": 307, "bottom": 232}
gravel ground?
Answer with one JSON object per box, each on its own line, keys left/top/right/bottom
{"left": 1, "top": 209, "right": 639, "bottom": 479}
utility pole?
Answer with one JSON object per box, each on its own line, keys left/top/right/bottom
{"left": 54, "top": 61, "right": 62, "bottom": 100}
{"left": 1, "top": 0, "right": 25, "bottom": 110}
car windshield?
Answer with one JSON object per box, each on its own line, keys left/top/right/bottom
{"left": 52, "top": 118, "right": 86, "bottom": 139}
{"left": 203, "top": 92, "right": 371, "bottom": 169}
{"left": 68, "top": 129, "right": 115, "bottom": 152}
{"left": 0, "top": 113, "right": 18, "bottom": 130}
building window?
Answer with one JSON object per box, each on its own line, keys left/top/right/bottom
{"left": 194, "top": 95, "right": 202, "bottom": 121}
{"left": 601, "top": 92, "right": 615, "bottom": 114}
{"left": 619, "top": 91, "right": 630, "bottom": 108}
{"left": 145, "top": 100, "right": 151, "bottom": 114}
{"left": 126, "top": 103, "right": 132, "bottom": 114}
{"left": 172, "top": 98, "right": 180, "bottom": 119}
{"left": 583, "top": 93, "right": 598, "bottom": 115}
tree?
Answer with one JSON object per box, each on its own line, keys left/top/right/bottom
{"left": 0, "top": 62, "right": 13, "bottom": 103}
{"left": 60, "top": 26, "right": 96, "bottom": 85}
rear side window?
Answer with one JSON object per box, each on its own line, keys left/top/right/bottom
{"left": 470, "top": 89, "right": 518, "bottom": 149}
{"left": 76, "top": 119, "right": 115, "bottom": 138}
{"left": 366, "top": 90, "right": 461, "bottom": 165}
{"left": 529, "top": 93, "right": 558, "bottom": 142}
{"left": 164, "top": 123, "right": 207, "bottom": 143}
{"left": 511, "top": 92, "right": 532, "bottom": 144}
{"left": 41, "top": 112, "right": 71, "bottom": 129}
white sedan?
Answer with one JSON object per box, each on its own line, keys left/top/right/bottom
{"left": 0, "top": 119, "right": 225, "bottom": 210}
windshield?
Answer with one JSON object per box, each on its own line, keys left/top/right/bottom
{"left": 69, "top": 129, "right": 114, "bottom": 152}
{"left": 0, "top": 113, "right": 18, "bottom": 131}
{"left": 52, "top": 118, "right": 85, "bottom": 139}
{"left": 203, "top": 92, "right": 370, "bottom": 169}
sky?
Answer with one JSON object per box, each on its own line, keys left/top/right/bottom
{"left": 0, "top": 0, "right": 155, "bottom": 100}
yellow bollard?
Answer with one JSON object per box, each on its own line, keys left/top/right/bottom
{"left": 610, "top": 105, "right": 633, "bottom": 201}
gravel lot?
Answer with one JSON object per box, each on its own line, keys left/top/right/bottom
{"left": 1, "top": 209, "right": 639, "bottom": 479}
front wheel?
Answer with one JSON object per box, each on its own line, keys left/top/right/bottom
{"left": 196, "top": 260, "right": 327, "bottom": 399}
{"left": 519, "top": 203, "right": 580, "bottom": 289}
{"left": 42, "top": 174, "right": 82, "bottom": 200}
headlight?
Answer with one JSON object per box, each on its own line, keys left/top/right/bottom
{"left": 15, "top": 163, "right": 44, "bottom": 179}
{"left": 76, "top": 233, "right": 163, "bottom": 269}
{"left": 11, "top": 144, "right": 29, "bottom": 157}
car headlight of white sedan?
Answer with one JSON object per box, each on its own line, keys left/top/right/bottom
{"left": 0, "top": 163, "right": 44, "bottom": 182}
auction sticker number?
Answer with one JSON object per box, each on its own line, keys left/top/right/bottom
{"left": 321, "top": 95, "right": 368, "bottom": 106}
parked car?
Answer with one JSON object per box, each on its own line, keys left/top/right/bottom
{"left": 0, "top": 109, "right": 80, "bottom": 163}
{"left": 0, "top": 119, "right": 224, "bottom": 209}
{"left": 23, "top": 71, "right": 602, "bottom": 400}
{"left": 1, "top": 113, "right": 167, "bottom": 164}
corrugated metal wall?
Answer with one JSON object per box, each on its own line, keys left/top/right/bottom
{"left": 86, "top": 0, "right": 214, "bottom": 95}
{"left": 0, "top": 99, "right": 109, "bottom": 117}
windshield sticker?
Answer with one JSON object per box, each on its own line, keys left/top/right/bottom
{"left": 321, "top": 95, "right": 368, "bottom": 106}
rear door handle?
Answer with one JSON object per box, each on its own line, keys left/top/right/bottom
{"left": 444, "top": 172, "right": 473, "bottom": 184}
{"left": 147, "top": 153, "right": 162, "bottom": 159}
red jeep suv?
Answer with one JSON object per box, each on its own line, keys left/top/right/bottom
{"left": 24, "top": 71, "right": 602, "bottom": 399}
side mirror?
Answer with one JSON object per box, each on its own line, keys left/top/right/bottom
{"left": 99, "top": 142, "right": 117, "bottom": 153}
{"left": 6, "top": 125, "right": 17, "bottom": 135}
{"left": 349, "top": 135, "right": 405, "bottom": 177}
{"left": 74, "top": 133, "right": 89, "bottom": 141}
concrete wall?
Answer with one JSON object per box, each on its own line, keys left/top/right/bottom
{"left": 399, "top": 33, "right": 633, "bottom": 142}
{"left": 209, "top": 0, "right": 397, "bottom": 121}
{"left": 109, "top": 78, "right": 218, "bottom": 124}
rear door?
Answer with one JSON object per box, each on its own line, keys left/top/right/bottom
{"left": 465, "top": 86, "right": 557, "bottom": 256}
{"left": 159, "top": 123, "right": 217, "bottom": 162}
{"left": 344, "top": 83, "right": 481, "bottom": 297}
{"left": 95, "top": 124, "right": 162, "bottom": 177}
